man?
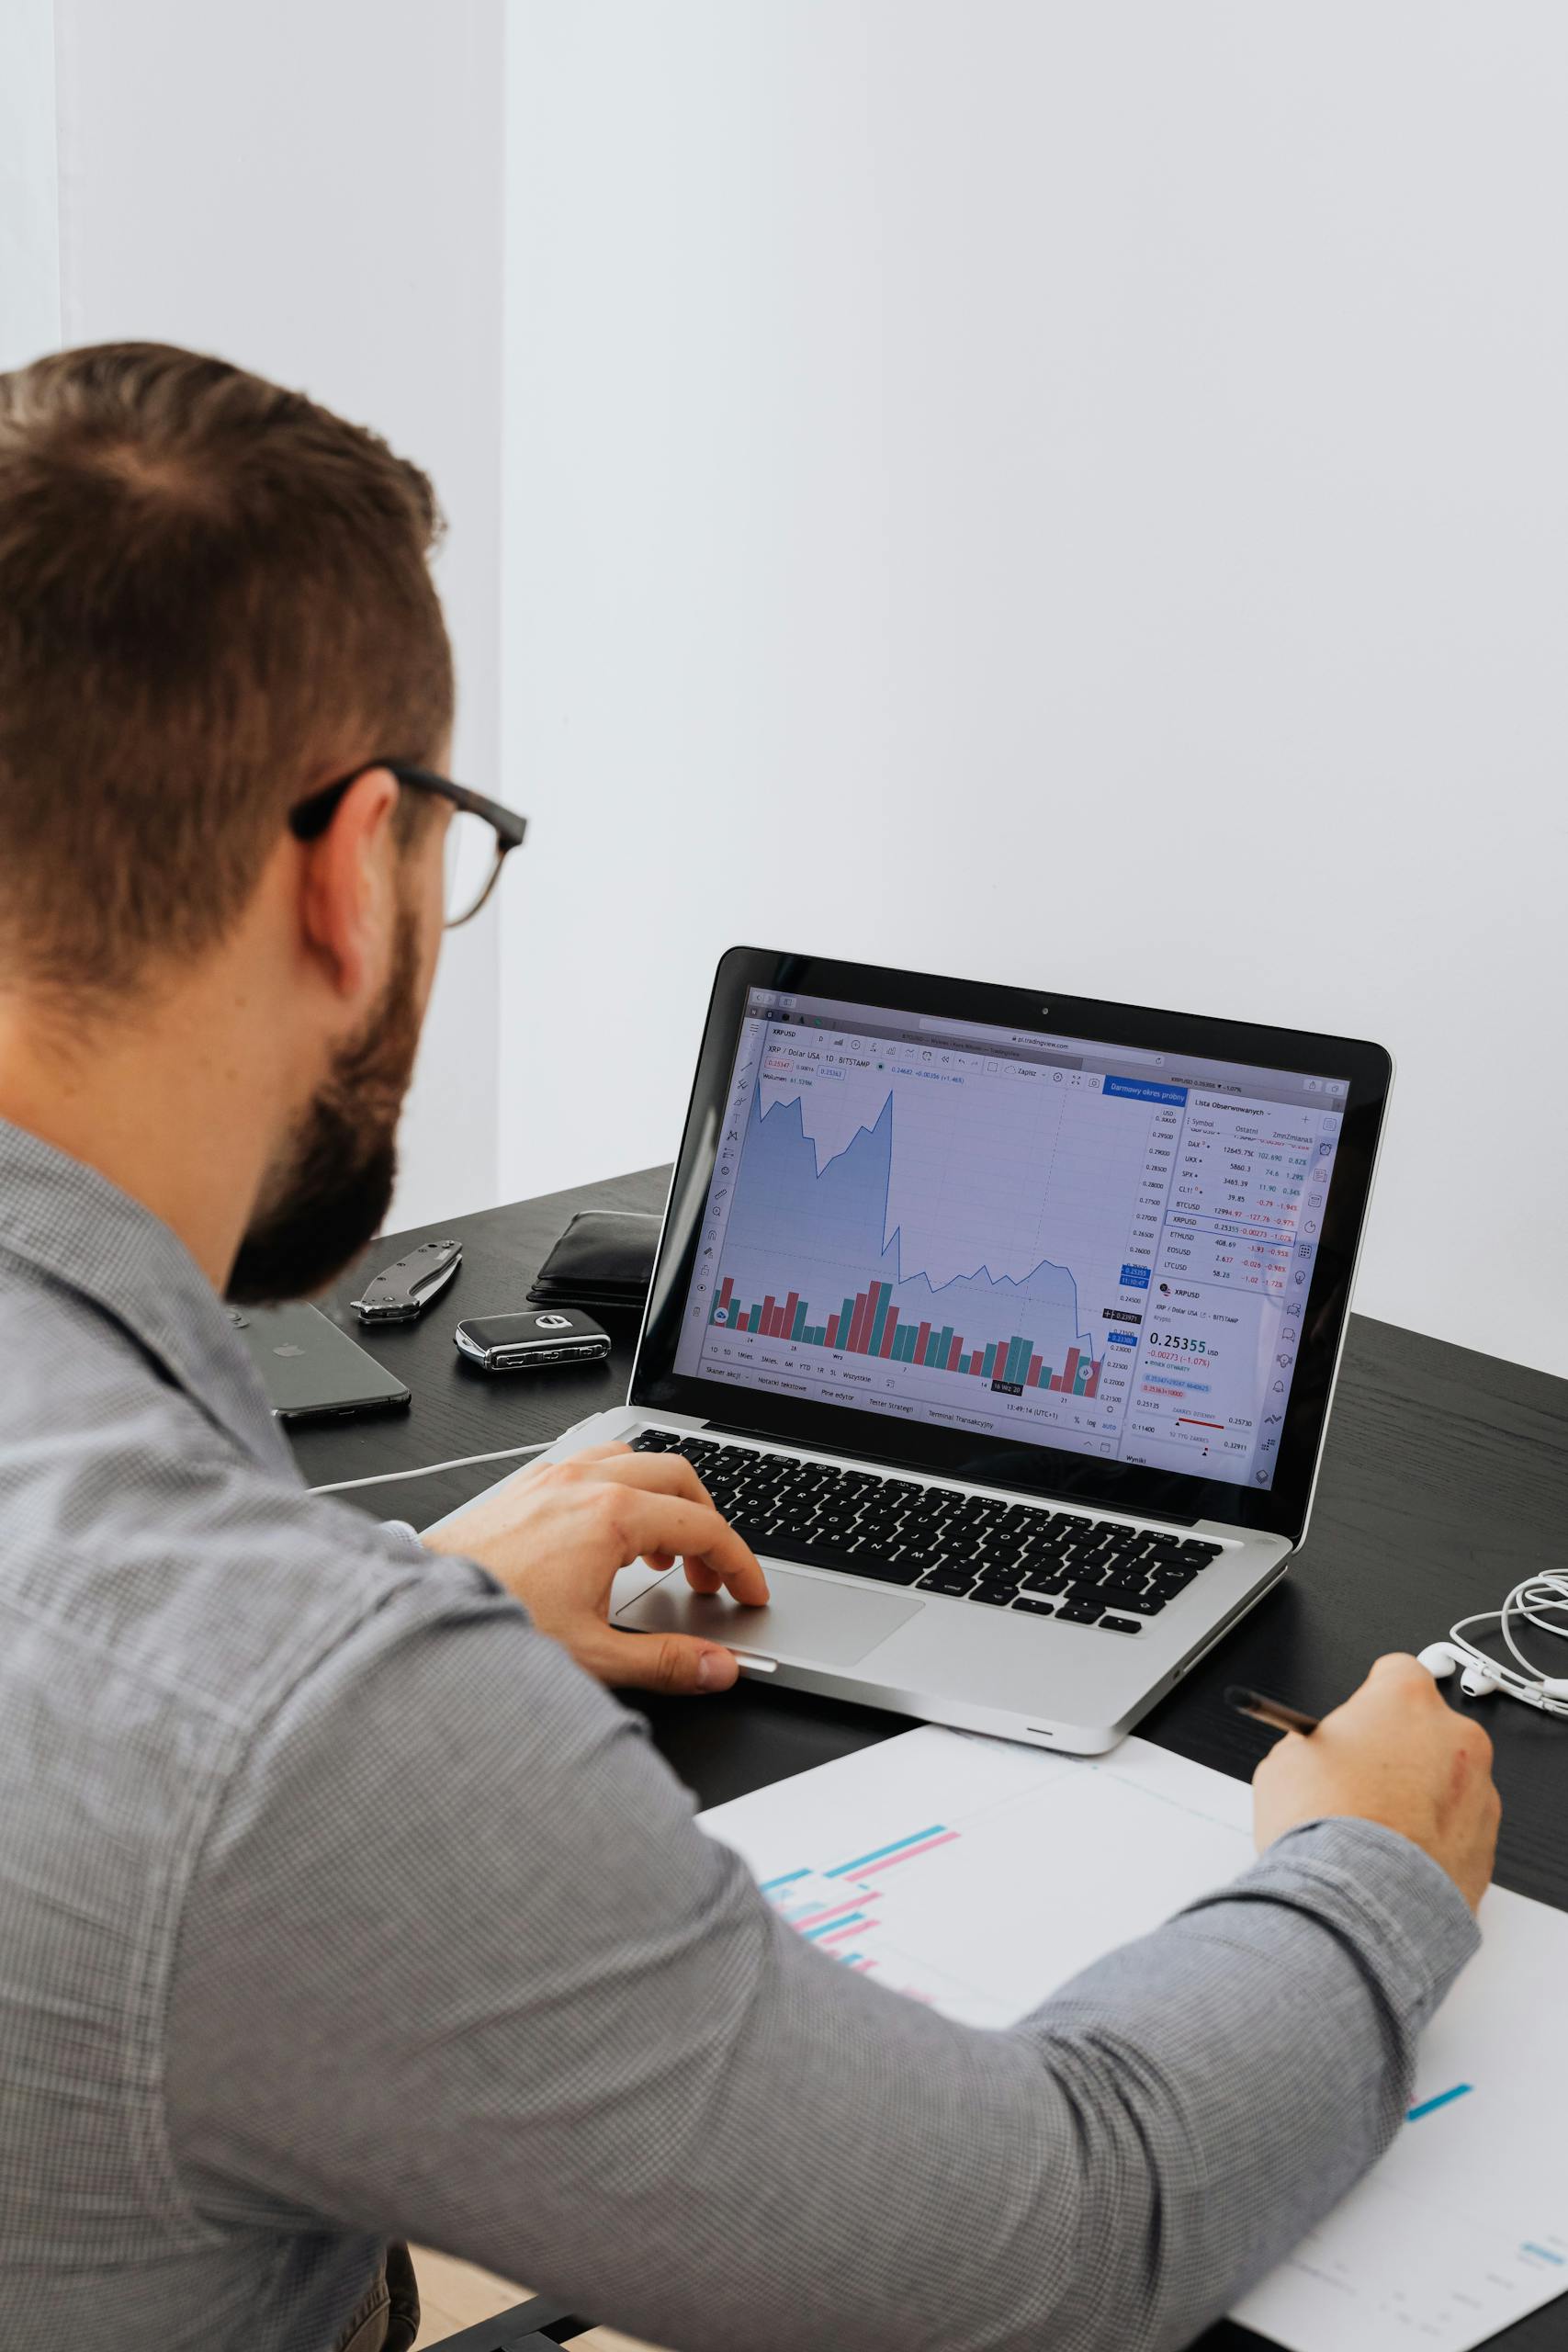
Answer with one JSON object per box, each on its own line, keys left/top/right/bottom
{"left": 0, "top": 345, "right": 1497, "bottom": 2352}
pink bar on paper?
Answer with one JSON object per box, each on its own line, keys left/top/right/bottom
{"left": 851, "top": 1957, "right": 877, "bottom": 1973}
{"left": 782, "top": 1291, "right": 799, "bottom": 1337}
{"left": 849, "top": 1830, "right": 960, "bottom": 1881}
{"left": 1027, "top": 1353, "right": 1043, "bottom": 1386}
{"left": 878, "top": 1310, "right": 899, "bottom": 1360}
{"left": 818, "top": 1919, "right": 880, "bottom": 1949}
{"left": 826, "top": 1314, "right": 840, "bottom": 1350}
{"left": 946, "top": 1336, "right": 963, "bottom": 1370}
{"left": 790, "top": 1893, "right": 883, "bottom": 1932}
{"left": 915, "top": 1319, "right": 931, "bottom": 1364}
{"left": 761, "top": 1295, "right": 777, "bottom": 1336}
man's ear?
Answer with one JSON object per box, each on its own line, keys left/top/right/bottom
{"left": 295, "top": 766, "right": 401, "bottom": 1001}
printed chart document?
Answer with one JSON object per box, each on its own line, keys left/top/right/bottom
{"left": 700, "top": 1727, "right": 1568, "bottom": 2352}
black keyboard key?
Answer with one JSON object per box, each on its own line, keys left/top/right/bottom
{"left": 1021, "top": 1546, "right": 1077, "bottom": 1577}
{"left": 812, "top": 1520, "right": 859, "bottom": 1547}
{"left": 1150, "top": 1565, "right": 1199, "bottom": 1592}
{"left": 972, "top": 1539, "right": 1027, "bottom": 1576}
{"left": 1100, "top": 1614, "right": 1144, "bottom": 1634}
{"left": 853, "top": 1519, "right": 905, "bottom": 1546}
{"left": 1178, "top": 1540, "right": 1223, "bottom": 1561}
{"left": 1012, "top": 1596, "right": 1055, "bottom": 1616}
{"left": 1057, "top": 1597, "right": 1104, "bottom": 1623}
{"left": 728, "top": 1527, "right": 922, "bottom": 1585}
{"left": 1111, "top": 1590, "right": 1167, "bottom": 1616}
{"left": 896, "top": 1549, "right": 955, "bottom": 1579}
{"left": 1019, "top": 1573, "right": 1070, "bottom": 1599}
{"left": 1067, "top": 1577, "right": 1114, "bottom": 1605}
{"left": 969, "top": 1584, "right": 1016, "bottom": 1607}
{"left": 918, "top": 1570, "right": 977, "bottom": 1597}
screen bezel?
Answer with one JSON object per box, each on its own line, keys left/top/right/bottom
{"left": 631, "top": 947, "right": 1392, "bottom": 1540}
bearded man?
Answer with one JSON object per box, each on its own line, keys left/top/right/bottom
{"left": 0, "top": 345, "right": 1496, "bottom": 2352}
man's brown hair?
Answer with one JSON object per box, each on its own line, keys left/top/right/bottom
{"left": 0, "top": 342, "right": 454, "bottom": 998}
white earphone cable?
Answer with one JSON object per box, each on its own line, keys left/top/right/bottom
{"left": 1428, "top": 1571, "right": 1568, "bottom": 1719}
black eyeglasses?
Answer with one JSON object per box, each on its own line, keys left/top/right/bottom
{"left": 288, "top": 761, "right": 528, "bottom": 929}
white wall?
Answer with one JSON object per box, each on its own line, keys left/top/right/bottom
{"left": 0, "top": 0, "right": 60, "bottom": 368}
{"left": 42, "top": 0, "right": 506, "bottom": 1230}
{"left": 502, "top": 1, "right": 1568, "bottom": 1375}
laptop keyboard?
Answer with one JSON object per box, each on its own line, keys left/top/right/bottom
{"left": 629, "top": 1430, "right": 1223, "bottom": 1634}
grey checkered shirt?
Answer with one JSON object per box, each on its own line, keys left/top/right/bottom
{"left": 0, "top": 1117, "right": 1478, "bottom": 2352}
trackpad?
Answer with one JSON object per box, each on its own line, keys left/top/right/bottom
{"left": 616, "top": 1567, "right": 921, "bottom": 1669}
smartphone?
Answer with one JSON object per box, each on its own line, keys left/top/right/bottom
{"left": 230, "top": 1301, "right": 412, "bottom": 1422}
{"left": 454, "top": 1306, "right": 612, "bottom": 1373}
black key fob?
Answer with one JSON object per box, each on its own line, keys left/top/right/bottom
{"left": 454, "top": 1306, "right": 612, "bottom": 1373}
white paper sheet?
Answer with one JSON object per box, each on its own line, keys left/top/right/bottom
{"left": 700, "top": 1726, "right": 1568, "bottom": 2351}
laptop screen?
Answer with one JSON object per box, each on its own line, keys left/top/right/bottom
{"left": 670, "top": 986, "right": 1350, "bottom": 1495}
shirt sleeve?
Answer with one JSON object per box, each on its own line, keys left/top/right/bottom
{"left": 164, "top": 1559, "right": 1479, "bottom": 2352}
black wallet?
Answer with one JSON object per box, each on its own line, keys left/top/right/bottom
{"left": 528, "top": 1210, "right": 660, "bottom": 1312}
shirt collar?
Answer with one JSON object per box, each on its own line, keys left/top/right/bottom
{"left": 0, "top": 1116, "right": 296, "bottom": 1477}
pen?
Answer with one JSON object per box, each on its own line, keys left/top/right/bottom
{"left": 1225, "top": 1684, "right": 1320, "bottom": 1737}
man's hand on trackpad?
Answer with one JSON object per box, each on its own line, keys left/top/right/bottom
{"left": 423, "top": 1442, "right": 769, "bottom": 1693}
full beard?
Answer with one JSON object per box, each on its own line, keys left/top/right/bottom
{"left": 226, "top": 911, "right": 422, "bottom": 1306}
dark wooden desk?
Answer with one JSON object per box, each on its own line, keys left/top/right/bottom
{"left": 295, "top": 1168, "right": 1568, "bottom": 2350}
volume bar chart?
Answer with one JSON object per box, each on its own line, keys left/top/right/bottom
{"left": 712, "top": 1272, "right": 1102, "bottom": 1396}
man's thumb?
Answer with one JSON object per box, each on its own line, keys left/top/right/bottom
{"left": 597, "top": 1626, "right": 740, "bottom": 1695}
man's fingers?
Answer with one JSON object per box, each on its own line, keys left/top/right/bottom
{"left": 584, "top": 1456, "right": 765, "bottom": 1596}
{"left": 682, "top": 1555, "right": 728, "bottom": 1595}
{"left": 601, "top": 1487, "right": 770, "bottom": 1607}
{"left": 1367, "top": 1651, "right": 1432, "bottom": 1692}
{"left": 590, "top": 1452, "right": 716, "bottom": 1505}
{"left": 579, "top": 1623, "right": 741, "bottom": 1695}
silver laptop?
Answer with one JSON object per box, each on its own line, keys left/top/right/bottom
{"left": 504, "top": 949, "right": 1391, "bottom": 1755}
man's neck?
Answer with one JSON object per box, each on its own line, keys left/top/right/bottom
{"left": 0, "top": 978, "right": 288, "bottom": 1294}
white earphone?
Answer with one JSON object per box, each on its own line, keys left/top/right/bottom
{"left": 1417, "top": 1571, "right": 1568, "bottom": 1720}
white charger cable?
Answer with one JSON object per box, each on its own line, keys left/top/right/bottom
{"left": 308, "top": 1438, "right": 553, "bottom": 1498}
{"left": 1418, "top": 1570, "right": 1568, "bottom": 1719}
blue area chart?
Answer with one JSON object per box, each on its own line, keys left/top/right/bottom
{"left": 709, "top": 1086, "right": 1103, "bottom": 1395}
